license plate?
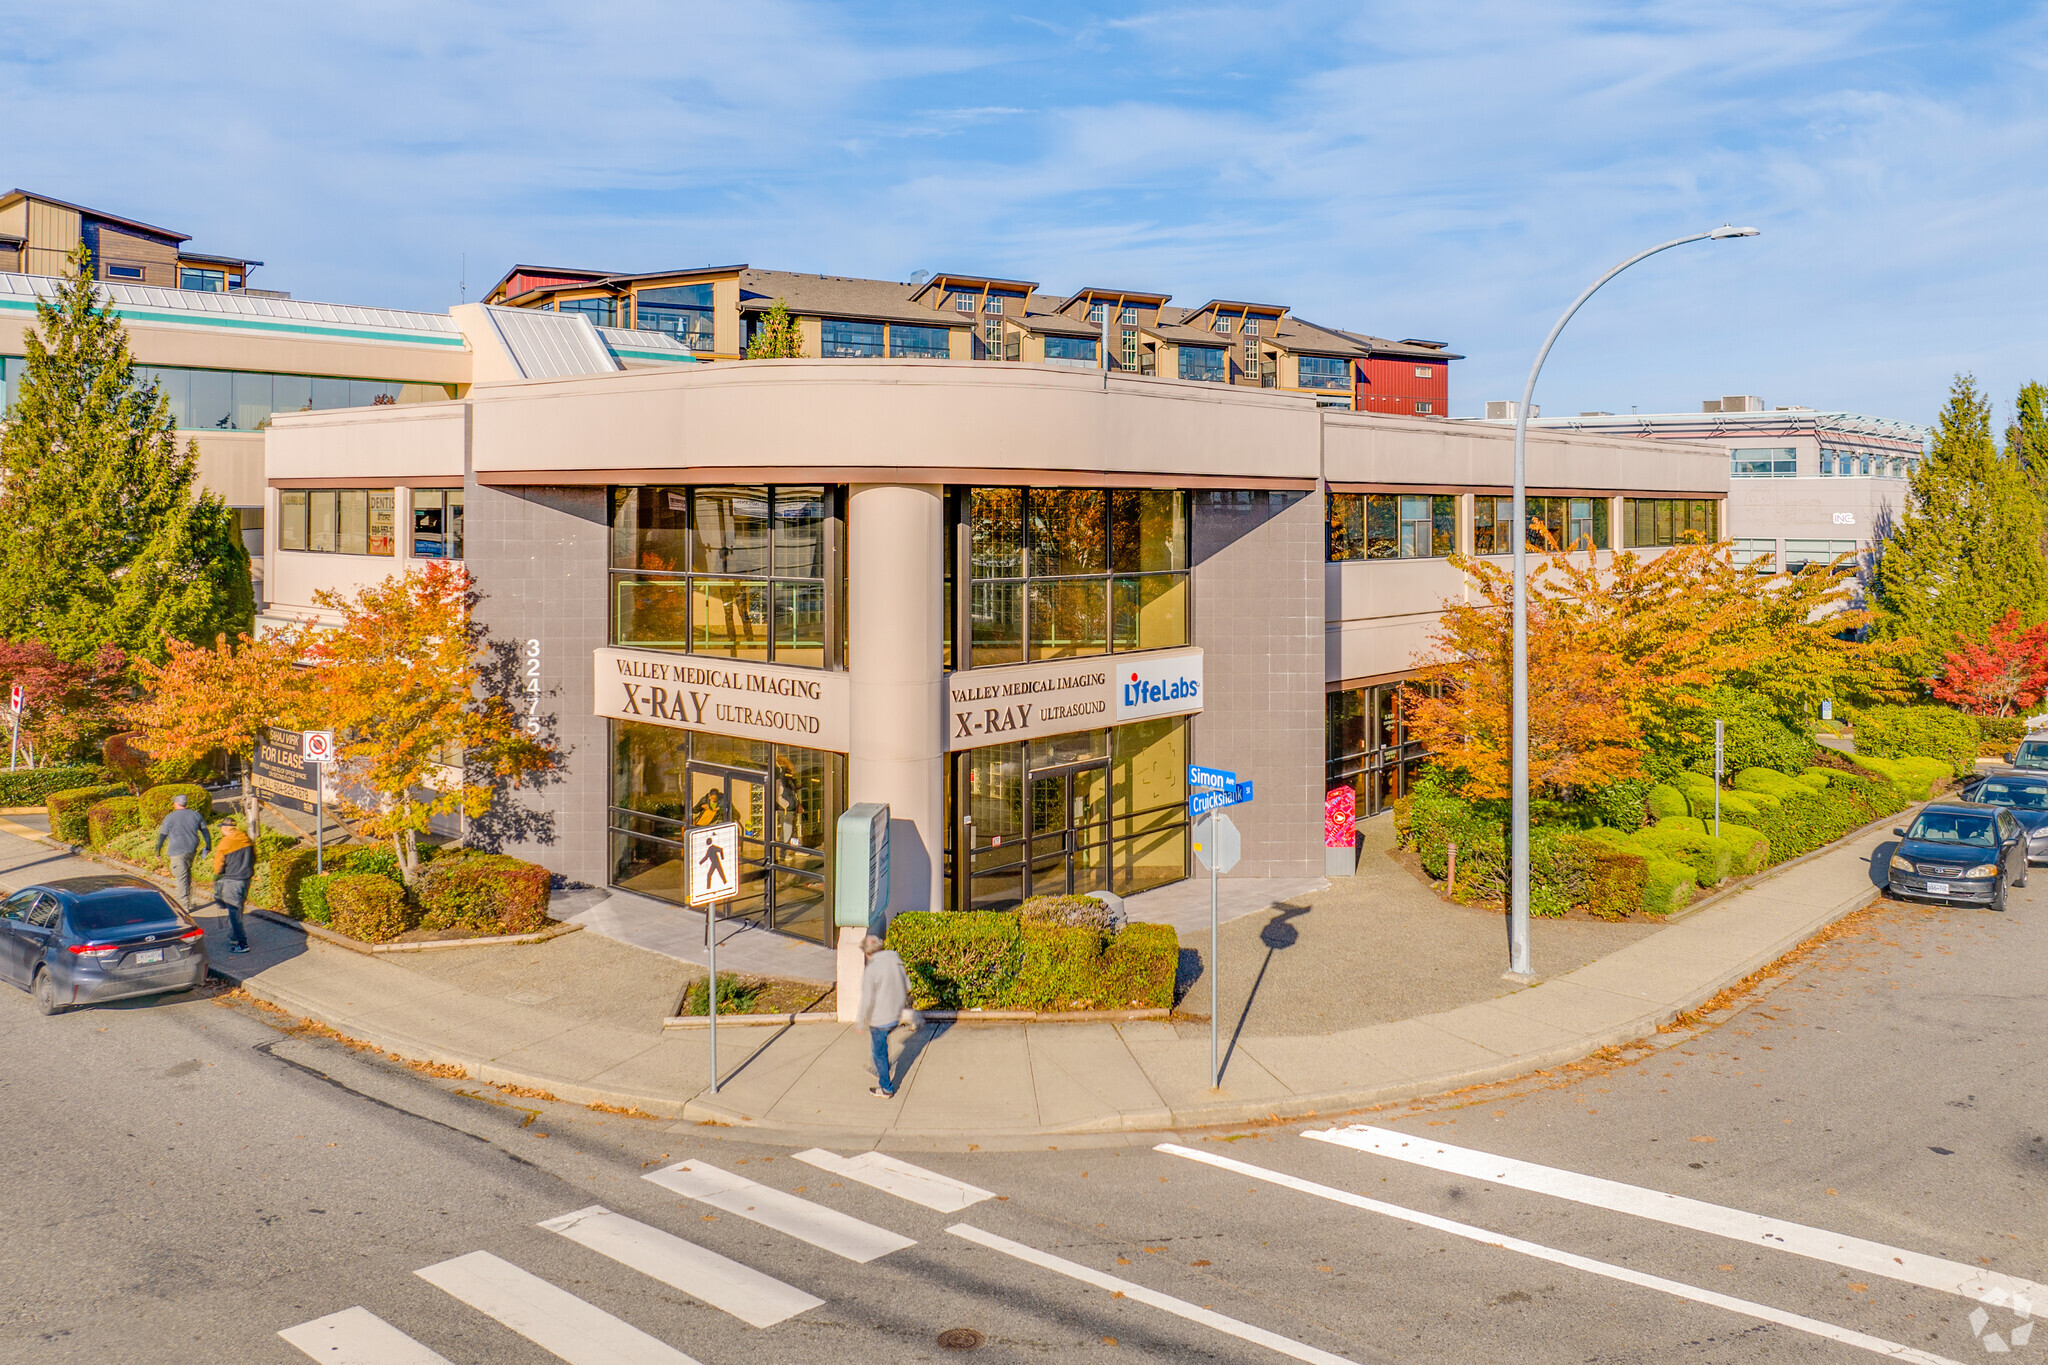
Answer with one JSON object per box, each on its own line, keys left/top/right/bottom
{"left": 133, "top": 948, "right": 165, "bottom": 964}
{"left": 1924, "top": 882, "right": 1949, "bottom": 895}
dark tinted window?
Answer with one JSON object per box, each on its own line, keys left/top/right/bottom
{"left": 66, "top": 890, "right": 181, "bottom": 933}
{"left": 1978, "top": 781, "right": 2048, "bottom": 809}
{"left": 26, "top": 894, "right": 59, "bottom": 928}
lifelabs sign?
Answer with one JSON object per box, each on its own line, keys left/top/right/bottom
{"left": 945, "top": 647, "right": 1202, "bottom": 751}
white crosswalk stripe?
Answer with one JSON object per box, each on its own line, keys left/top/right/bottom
{"left": 1158, "top": 1142, "right": 1970, "bottom": 1365}
{"left": 416, "top": 1249, "right": 703, "bottom": 1365}
{"left": 792, "top": 1148, "right": 996, "bottom": 1212}
{"left": 278, "top": 1306, "right": 455, "bottom": 1364}
{"left": 539, "top": 1204, "right": 825, "bottom": 1327}
{"left": 1305, "top": 1123, "right": 2046, "bottom": 1313}
{"left": 949, "top": 1223, "right": 1364, "bottom": 1365}
{"left": 645, "top": 1158, "right": 916, "bottom": 1262}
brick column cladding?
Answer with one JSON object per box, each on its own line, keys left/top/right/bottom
{"left": 1188, "top": 489, "right": 1325, "bottom": 877}
{"left": 462, "top": 479, "right": 611, "bottom": 887}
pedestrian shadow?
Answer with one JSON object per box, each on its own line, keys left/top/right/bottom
{"left": 1219, "top": 900, "right": 1311, "bottom": 1082}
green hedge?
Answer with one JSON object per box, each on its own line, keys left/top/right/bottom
{"left": 1846, "top": 752, "right": 1948, "bottom": 802}
{"left": 299, "top": 872, "right": 335, "bottom": 924}
{"left": 1401, "top": 779, "right": 1645, "bottom": 917}
{"left": 267, "top": 848, "right": 322, "bottom": 917}
{"left": 1655, "top": 815, "right": 1769, "bottom": 876}
{"left": 1644, "top": 784, "right": 1689, "bottom": 820}
{"left": 327, "top": 874, "right": 412, "bottom": 943}
{"left": 138, "top": 783, "right": 215, "bottom": 828}
{"left": 886, "top": 910, "right": 1177, "bottom": 1010}
{"left": 1741, "top": 765, "right": 1907, "bottom": 862}
{"left": 416, "top": 853, "right": 551, "bottom": 935}
{"left": 86, "top": 796, "right": 141, "bottom": 849}
{"left": 1642, "top": 857, "right": 1696, "bottom": 915}
{"left": 1630, "top": 826, "right": 1735, "bottom": 887}
{"left": 48, "top": 784, "right": 126, "bottom": 843}
{"left": 0, "top": 766, "right": 106, "bottom": 806}
{"left": 1855, "top": 705, "right": 1979, "bottom": 777}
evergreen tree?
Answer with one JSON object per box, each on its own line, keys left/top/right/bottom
{"left": 0, "top": 244, "right": 251, "bottom": 662}
{"left": 1873, "top": 373, "right": 2048, "bottom": 676}
{"left": 2010, "top": 380, "right": 2048, "bottom": 543}
{"left": 743, "top": 298, "right": 805, "bottom": 358}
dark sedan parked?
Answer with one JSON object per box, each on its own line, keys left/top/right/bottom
{"left": 0, "top": 875, "right": 210, "bottom": 1014}
{"left": 1957, "top": 773, "right": 2048, "bottom": 864}
{"left": 1885, "top": 802, "right": 2029, "bottom": 911}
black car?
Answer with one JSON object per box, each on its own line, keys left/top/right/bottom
{"left": 0, "top": 875, "right": 210, "bottom": 1015}
{"left": 1885, "top": 802, "right": 2029, "bottom": 911}
{"left": 1957, "top": 773, "right": 2048, "bottom": 864}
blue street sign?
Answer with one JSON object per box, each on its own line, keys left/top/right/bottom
{"left": 1188, "top": 764, "right": 1237, "bottom": 791}
{"left": 1189, "top": 780, "right": 1255, "bottom": 816}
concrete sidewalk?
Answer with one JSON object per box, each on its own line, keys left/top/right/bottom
{"left": 0, "top": 812, "right": 1896, "bottom": 1144}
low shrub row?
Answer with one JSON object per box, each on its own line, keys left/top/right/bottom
{"left": 886, "top": 900, "right": 1177, "bottom": 1011}
{"left": 0, "top": 766, "right": 108, "bottom": 807}
{"left": 51, "top": 782, "right": 215, "bottom": 845}
{"left": 1854, "top": 705, "right": 1979, "bottom": 778}
{"left": 1399, "top": 778, "right": 1651, "bottom": 918}
{"left": 262, "top": 845, "right": 549, "bottom": 943}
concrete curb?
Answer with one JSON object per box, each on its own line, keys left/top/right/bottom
{"left": 207, "top": 817, "right": 1905, "bottom": 1144}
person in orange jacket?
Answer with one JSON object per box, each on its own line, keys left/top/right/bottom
{"left": 211, "top": 818, "right": 256, "bottom": 955}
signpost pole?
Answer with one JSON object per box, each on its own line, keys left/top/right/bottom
{"left": 316, "top": 780, "right": 325, "bottom": 876}
{"left": 708, "top": 904, "right": 719, "bottom": 1094}
{"left": 8, "top": 713, "right": 16, "bottom": 773}
{"left": 686, "top": 820, "right": 742, "bottom": 1099}
{"left": 1714, "top": 719, "right": 1724, "bottom": 840}
{"left": 1208, "top": 809, "right": 1219, "bottom": 1089}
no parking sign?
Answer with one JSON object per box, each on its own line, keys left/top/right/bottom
{"left": 302, "top": 730, "right": 334, "bottom": 764}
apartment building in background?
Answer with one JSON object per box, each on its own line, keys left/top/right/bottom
{"left": 0, "top": 189, "right": 267, "bottom": 294}
{"left": 1511, "top": 396, "right": 1927, "bottom": 572}
{"left": 484, "top": 264, "right": 1460, "bottom": 415}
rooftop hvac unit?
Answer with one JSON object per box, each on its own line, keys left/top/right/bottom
{"left": 1485, "top": 400, "right": 1539, "bottom": 420}
{"left": 1720, "top": 394, "right": 1765, "bottom": 412}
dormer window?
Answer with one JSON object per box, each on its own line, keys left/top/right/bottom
{"left": 954, "top": 293, "right": 975, "bottom": 311}
{"left": 985, "top": 297, "right": 1004, "bottom": 315}
{"left": 1243, "top": 318, "right": 1260, "bottom": 336}
{"left": 1087, "top": 301, "right": 1107, "bottom": 324}
{"left": 1212, "top": 317, "right": 1232, "bottom": 333}
{"left": 1120, "top": 305, "right": 1138, "bottom": 324}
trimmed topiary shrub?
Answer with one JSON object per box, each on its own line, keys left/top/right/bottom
{"left": 1670, "top": 687, "right": 1818, "bottom": 776}
{"left": 267, "top": 848, "right": 321, "bottom": 918}
{"left": 299, "top": 872, "right": 335, "bottom": 925}
{"left": 86, "top": 796, "right": 141, "bottom": 849}
{"left": 326, "top": 873, "right": 411, "bottom": 942}
{"left": 1645, "top": 784, "right": 1689, "bottom": 821}
{"left": 1584, "top": 778, "right": 1653, "bottom": 834}
{"left": 1093, "top": 922, "right": 1177, "bottom": 1008}
{"left": 1629, "top": 826, "right": 1735, "bottom": 887}
{"left": 1582, "top": 843, "right": 1647, "bottom": 919}
{"left": 415, "top": 853, "right": 551, "bottom": 935}
{"left": 138, "top": 783, "right": 214, "bottom": 829}
{"left": 1018, "top": 894, "right": 1119, "bottom": 933}
{"left": 0, "top": 765, "right": 106, "bottom": 806}
{"left": 1846, "top": 753, "right": 1946, "bottom": 802}
{"left": 1855, "top": 705, "right": 1979, "bottom": 778}
{"left": 1642, "top": 857, "right": 1695, "bottom": 915}
{"left": 888, "top": 911, "right": 1023, "bottom": 1010}
{"left": 1009, "top": 920, "right": 1113, "bottom": 1009}
{"left": 48, "top": 783, "right": 126, "bottom": 843}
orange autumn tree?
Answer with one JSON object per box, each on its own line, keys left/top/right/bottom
{"left": 303, "top": 562, "right": 553, "bottom": 886}
{"left": 127, "top": 631, "right": 310, "bottom": 837}
{"left": 1406, "top": 537, "right": 1913, "bottom": 802}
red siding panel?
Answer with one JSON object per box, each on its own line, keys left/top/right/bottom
{"left": 1355, "top": 357, "right": 1450, "bottom": 416}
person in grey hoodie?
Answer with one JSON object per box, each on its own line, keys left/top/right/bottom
{"left": 857, "top": 934, "right": 911, "bottom": 1098}
{"left": 153, "top": 794, "right": 212, "bottom": 911}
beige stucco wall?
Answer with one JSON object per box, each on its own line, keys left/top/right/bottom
{"left": 460, "top": 360, "right": 1325, "bottom": 482}
{"left": 1324, "top": 412, "right": 1727, "bottom": 492}
{"left": 190, "top": 432, "right": 267, "bottom": 507}
{"left": 266, "top": 402, "right": 466, "bottom": 482}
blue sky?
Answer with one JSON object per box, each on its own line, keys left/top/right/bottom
{"left": 6, "top": 2, "right": 2045, "bottom": 424}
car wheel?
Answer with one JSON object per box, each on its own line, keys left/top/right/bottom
{"left": 31, "top": 968, "right": 64, "bottom": 1016}
{"left": 1993, "top": 877, "right": 2009, "bottom": 913}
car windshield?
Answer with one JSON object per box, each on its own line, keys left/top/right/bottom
{"left": 2017, "top": 741, "right": 2048, "bottom": 766}
{"left": 1905, "top": 812, "right": 1998, "bottom": 846}
{"left": 67, "top": 891, "right": 181, "bottom": 933}
{"left": 1976, "top": 782, "right": 2048, "bottom": 810}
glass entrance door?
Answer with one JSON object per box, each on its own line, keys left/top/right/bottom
{"left": 1028, "top": 764, "right": 1109, "bottom": 898}
{"left": 688, "top": 761, "right": 769, "bottom": 929}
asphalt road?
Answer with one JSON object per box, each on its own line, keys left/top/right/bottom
{"left": 1, "top": 876, "right": 2041, "bottom": 1365}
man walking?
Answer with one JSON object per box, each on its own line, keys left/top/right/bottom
{"left": 210, "top": 817, "right": 255, "bottom": 955}
{"left": 153, "top": 794, "right": 211, "bottom": 912}
{"left": 856, "top": 934, "right": 911, "bottom": 1098}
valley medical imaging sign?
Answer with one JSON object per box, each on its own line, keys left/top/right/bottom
{"left": 945, "top": 646, "right": 1202, "bottom": 750}
{"left": 593, "top": 645, "right": 851, "bottom": 752}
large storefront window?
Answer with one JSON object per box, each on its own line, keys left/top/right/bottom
{"left": 611, "top": 485, "right": 842, "bottom": 668}
{"left": 1327, "top": 683, "right": 1430, "bottom": 819}
{"left": 1327, "top": 493, "right": 1454, "bottom": 561}
{"left": 949, "top": 719, "right": 1189, "bottom": 910}
{"left": 277, "top": 489, "right": 397, "bottom": 556}
{"left": 608, "top": 720, "right": 843, "bottom": 944}
{"left": 1473, "top": 495, "right": 1610, "bottom": 553}
{"left": 956, "top": 487, "right": 1188, "bottom": 667}
{"left": 1623, "top": 498, "right": 1719, "bottom": 549}
{"left": 633, "top": 285, "right": 716, "bottom": 351}
{"left": 133, "top": 366, "right": 452, "bottom": 431}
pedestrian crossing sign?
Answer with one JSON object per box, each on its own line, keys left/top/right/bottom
{"left": 687, "top": 821, "right": 741, "bottom": 906}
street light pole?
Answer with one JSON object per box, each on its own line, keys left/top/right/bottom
{"left": 1506, "top": 225, "right": 1759, "bottom": 983}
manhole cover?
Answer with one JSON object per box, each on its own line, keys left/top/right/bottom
{"left": 937, "top": 1327, "right": 986, "bottom": 1350}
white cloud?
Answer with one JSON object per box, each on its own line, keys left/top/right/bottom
{"left": 0, "top": 0, "right": 2042, "bottom": 424}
